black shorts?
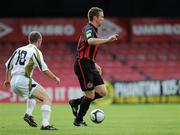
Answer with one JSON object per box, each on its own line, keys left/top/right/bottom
{"left": 74, "top": 59, "right": 104, "bottom": 91}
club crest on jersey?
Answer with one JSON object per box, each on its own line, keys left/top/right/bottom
{"left": 87, "top": 82, "right": 93, "bottom": 89}
{"left": 86, "top": 30, "right": 92, "bottom": 38}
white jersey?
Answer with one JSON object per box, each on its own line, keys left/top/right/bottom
{"left": 5, "top": 44, "right": 48, "bottom": 78}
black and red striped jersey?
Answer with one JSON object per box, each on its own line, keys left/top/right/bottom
{"left": 76, "top": 23, "right": 99, "bottom": 62}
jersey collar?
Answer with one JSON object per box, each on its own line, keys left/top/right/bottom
{"left": 89, "top": 23, "right": 98, "bottom": 32}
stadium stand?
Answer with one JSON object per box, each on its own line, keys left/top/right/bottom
{"left": 1, "top": 41, "right": 180, "bottom": 87}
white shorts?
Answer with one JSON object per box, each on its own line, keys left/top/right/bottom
{"left": 10, "top": 75, "right": 39, "bottom": 99}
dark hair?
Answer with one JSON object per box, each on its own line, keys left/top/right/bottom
{"left": 28, "top": 31, "right": 42, "bottom": 43}
{"left": 88, "top": 7, "right": 103, "bottom": 21}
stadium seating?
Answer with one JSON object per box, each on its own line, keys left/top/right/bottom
{"left": 0, "top": 41, "right": 180, "bottom": 87}
{"left": 101, "top": 42, "right": 180, "bottom": 80}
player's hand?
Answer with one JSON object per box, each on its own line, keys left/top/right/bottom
{"left": 95, "top": 63, "right": 102, "bottom": 75}
{"left": 55, "top": 77, "right": 60, "bottom": 85}
{"left": 108, "top": 34, "right": 118, "bottom": 42}
{"left": 3, "top": 80, "right": 10, "bottom": 87}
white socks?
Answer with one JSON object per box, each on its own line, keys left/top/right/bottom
{"left": 26, "top": 98, "right": 36, "bottom": 116}
{"left": 41, "top": 104, "right": 51, "bottom": 127}
{"left": 26, "top": 99, "right": 52, "bottom": 127}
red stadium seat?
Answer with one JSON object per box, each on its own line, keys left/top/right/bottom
{"left": 1, "top": 41, "right": 180, "bottom": 85}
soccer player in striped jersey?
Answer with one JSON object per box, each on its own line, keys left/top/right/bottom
{"left": 69, "top": 7, "right": 118, "bottom": 126}
{"left": 4, "top": 31, "right": 60, "bottom": 130}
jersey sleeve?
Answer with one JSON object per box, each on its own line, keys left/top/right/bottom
{"left": 84, "top": 27, "right": 95, "bottom": 41}
{"left": 5, "top": 50, "right": 17, "bottom": 70}
{"left": 33, "top": 48, "right": 49, "bottom": 71}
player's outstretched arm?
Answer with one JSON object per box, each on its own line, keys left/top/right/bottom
{"left": 43, "top": 70, "right": 60, "bottom": 85}
{"left": 88, "top": 34, "right": 118, "bottom": 46}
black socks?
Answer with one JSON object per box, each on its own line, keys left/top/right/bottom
{"left": 73, "top": 96, "right": 84, "bottom": 106}
{"left": 75, "top": 93, "right": 103, "bottom": 121}
{"left": 76, "top": 96, "right": 93, "bottom": 121}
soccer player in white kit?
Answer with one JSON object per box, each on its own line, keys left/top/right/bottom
{"left": 4, "top": 31, "right": 60, "bottom": 130}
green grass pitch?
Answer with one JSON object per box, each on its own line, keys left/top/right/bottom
{"left": 0, "top": 103, "right": 179, "bottom": 135}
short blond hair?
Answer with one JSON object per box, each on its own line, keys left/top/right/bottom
{"left": 28, "top": 31, "right": 42, "bottom": 43}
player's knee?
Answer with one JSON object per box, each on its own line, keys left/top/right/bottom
{"left": 85, "top": 91, "right": 95, "bottom": 99}
{"left": 95, "top": 85, "right": 108, "bottom": 97}
{"left": 101, "top": 90, "right": 108, "bottom": 97}
{"left": 99, "top": 88, "right": 108, "bottom": 97}
{"left": 43, "top": 95, "right": 52, "bottom": 105}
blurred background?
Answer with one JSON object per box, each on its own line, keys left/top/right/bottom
{"left": 0, "top": 0, "right": 180, "bottom": 104}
